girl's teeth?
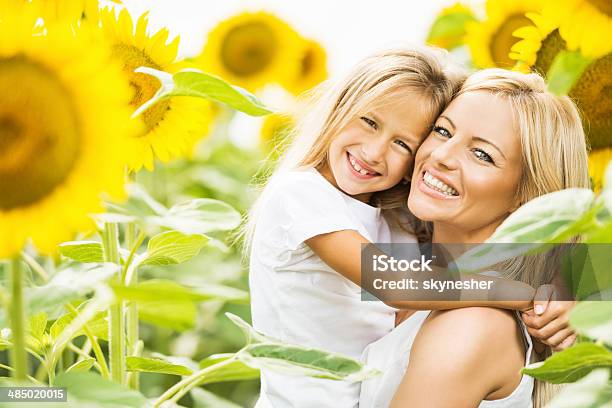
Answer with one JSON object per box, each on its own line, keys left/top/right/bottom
{"left": 348, "top": 154, "right": 376, "bottom": 176}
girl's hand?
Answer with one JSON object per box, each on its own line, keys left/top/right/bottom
{"left": 521, "top": 284, "right": 577, "bottom": 351}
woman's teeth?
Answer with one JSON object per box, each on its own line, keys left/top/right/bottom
{"left": 423, "top": 171, "right": 458, "bottom": 196}
{"left": 349, "top": 154, "right": 376, "bottom": 176}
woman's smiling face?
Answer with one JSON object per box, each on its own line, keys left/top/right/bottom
{"left": 321, "top": 90, "right": 432, "bottom": 202}
{"left": 408, "top": 91, "right": 523, "bottom": 242}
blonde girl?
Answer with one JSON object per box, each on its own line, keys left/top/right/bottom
{"left": 246, "top": 47, "right": 464, "bottom": 407}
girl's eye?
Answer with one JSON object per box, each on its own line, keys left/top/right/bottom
{"left": 433, "top": 125, "right": 451, "bottom": 138}
{"left": 473, "top": 148, "right": 494, "bottom": 164}
{"left": 394, "top": 139, "right": 413, "bottom": 154}
{"left": 360, "top": 116, "right": 378, "bottom": 130}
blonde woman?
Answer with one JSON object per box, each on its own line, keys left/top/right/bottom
{"left": 359, "top": 69, "right": 588, "bottom": 408}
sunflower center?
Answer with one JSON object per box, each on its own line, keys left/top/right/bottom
{"left": 0, "top": 56, "right": 80, "bottom": 210}
{"left": 220, "top": 22, "right": 278, "bottom": 77}
{"left": 588, "top": 0, "right": 612, "bottom": 16}
{"left": 300, "top": 48, "right": 314, "bottom": 77}
{"left": 112, "top": 43, "right": 170, "bottom": 134}
{"left": 570, "top": 53, "right": 612, "bottom": 149}
{"left": 490, "top": 14, "right": 532, "bottom": 67}
{"left": 534, "top": 29, "right": 566, "bottom": 75}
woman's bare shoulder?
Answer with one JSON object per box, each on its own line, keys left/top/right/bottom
{"left": 411, "top": 308, "right": 524, "bottom": 379}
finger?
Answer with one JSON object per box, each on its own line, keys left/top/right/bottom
{"left": 543, "top": 327, "right": 574, "bottom": 348}
{"left": 533, "top": 284, "right": 554, "bottom": 315}
{"left": 531, "top": 317, "right": 570, "bottom": 340}
{"left": 553, "top": 334, "right": 577, "bottom": 352}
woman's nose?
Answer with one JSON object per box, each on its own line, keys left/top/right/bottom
{"left": 429, "top": 137, "right": 460, "bottom": 170}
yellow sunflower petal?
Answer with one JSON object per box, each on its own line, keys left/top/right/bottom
{"left": 465, "top": 0, "right": 544, "bottom": 68}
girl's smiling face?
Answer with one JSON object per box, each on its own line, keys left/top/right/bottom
{"left": 320, "top": 90, "right": 433, "bottom": 202}
{"left": 408, "top": 91, "right": 523, "bottom": 242}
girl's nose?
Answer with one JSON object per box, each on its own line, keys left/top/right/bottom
{"left": 361, "top": 137, "right": 387, "bottom": 164}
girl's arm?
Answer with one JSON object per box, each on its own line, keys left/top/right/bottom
{"left": 306, "top": 229, "right": 535, "bottom": 311}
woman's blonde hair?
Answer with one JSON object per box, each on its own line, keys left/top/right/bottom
{"left": 417, "top": 68, "right": 590, "bottom": 407}
{"left": 240, "top": 46, "right": 465, "bottom": 255}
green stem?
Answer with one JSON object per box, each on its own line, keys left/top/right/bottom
{"left": 124, "top": 223, "right": 144, "bottom": 390}
{"left": 102, "top": 222, "right": 125, "bottom": 385}
{"left": 0, "top": 363, "right": 43, "bottom": 384}
{"left": 20, "top": 252, "right": 49, "bottom": 282}
{"left": 65, "top": 305, "right": 110, "bottom": 379}
{"left": 153, "top": 356, "right": 237, "bottom": 407}
{"left": 9, "top": 257, "right": 28, "bottom": 381}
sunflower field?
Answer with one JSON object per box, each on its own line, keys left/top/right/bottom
{"left": 0, "top": 0, "right": 611, "bottom": 407}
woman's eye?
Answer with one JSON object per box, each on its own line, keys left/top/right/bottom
{"left": 394, "top": 139, "right": 413, "bottom": 154}
{"left": 473, "top": 148, "right": 494, "bottom": 163}
{"left": 433, "top": 125, "right": 451, "bottom": 138}
{"left": 360, "top": 116, "right": 378, "bottom": 130}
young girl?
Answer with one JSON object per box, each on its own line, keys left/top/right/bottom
{"left": 245, "top": 48, "right": 571, "bottom": 407}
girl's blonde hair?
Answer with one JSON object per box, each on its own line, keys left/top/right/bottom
{"left": 416, "top": 68, "right": 590, "bottom": 407}
{"left": 240, "top": 46, "right": 466, "bottom": 255}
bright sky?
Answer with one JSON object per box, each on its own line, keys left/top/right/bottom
{"left": 119, "top": 0, "right": 483, "bottom": 75}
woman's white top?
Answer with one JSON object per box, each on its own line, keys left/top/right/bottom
{"left": 359, "top": 310, "right": 534, "bottom": 408}
{"left": 249, "top": 168, "right": 415, "bottom": 407}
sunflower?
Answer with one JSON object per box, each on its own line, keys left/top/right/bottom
{"left": 589, "top": 148, "right": 612, "bottom": 192}
{"left": 198, "top": 11, "right": 302, "bottom": 92}
{"left": 465, "top": 0, "right": 543, "bottom": 68}
{"left": 510, "top": 1, "right": 611, "bottom": 155}
{"left": 99, "top": 8, "right": 215, "bottom": 171}
{"left": 260, "top": 113, "right": 295, "bottom": 162}
{"left": 426, "top": 3, "right": 477, "bottom": 50}
{"left": 282, "top": 38, "right": 328, "bottom": 95}
{"left": 0, "top": 3, "right": 134, "bottom": 257}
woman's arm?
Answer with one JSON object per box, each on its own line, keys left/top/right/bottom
{"left": 306, "top": 230, "right": 535, "bottom": 311}
{"left": 390, "top": 308, "right": 525, "bottom": 408}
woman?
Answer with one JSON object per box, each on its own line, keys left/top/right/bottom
{"left": 360, "top": 68, "right": 589, "bottom": 408}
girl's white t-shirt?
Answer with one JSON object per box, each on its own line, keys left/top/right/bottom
{"left": 249, "top": 168, "right": 415, "bottom": 407}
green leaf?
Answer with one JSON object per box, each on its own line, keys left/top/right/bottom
{"left": 99, "top": 183, "right": 166, "bottom": 225}
{"left": 197, "top": 353, "right": 260, "bottom": 384}
{"left": 138, "top": 231, "right": 209, "bottom": 266}
{"left": 570, "top": 302, "right": 612, "bottom": 345}
{"left": 133, "top": 67, "right": 272, "bottom": 117}
{"left": 54, "top": 371, "right": 147, "bottom": 407}
{"left": 126, "top": 356, "right": 192, "bottom": 376}
{"left": 66, "top": 358, "right": 95, "bottom": 373}
{"left": 427, "top": 10, "right": 476, "bottom": 49}
{"left": 547, "top": 50, "right": 594, "bottom": 95}
{"left": 59, "top": 241, "right": 104, "bottom": 263}
{"left": 522, "top": 343, "right": 612, "bottom": 383}
{"left": 548, "top": 369, "right": 612, "bottom": 408}
{"left": 137, "top": 300, "right": 196, "bottom": 331}
{"left": 152, "top": 198, "right": 242, "bottom": 234}
{"left": 225, "top": 313, "right": 380, "bottom": 382}
{"left": 190, "top": 387, "right": 243, "bottom": 408}
{"left": 455, "top": 188, "right": 596, "bottom": 271}
{"left": 112, "top": 279, "right": 249, "bottom": 304}
{"left": 0, "top": 264, "right": 117, "bottom": 327}
{"left": 28, "top": 312, "right": 47, "bottom": 341}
